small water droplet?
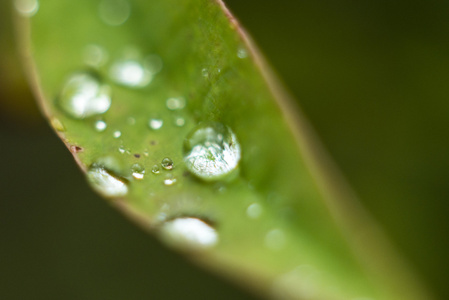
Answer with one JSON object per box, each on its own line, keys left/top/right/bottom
{"left": 87, "top": 166, "right": 128, "bottom": 197}
{"left": 265, "top": 229, "right": 286, "bottom": 251}
{"left": 15, "top": 0, "right": 39, "bottom": 17}
{"left": 50, "top": 117, "right": 65, "bottom": 132}
{"left": 174, "top": 117, "right": 185, "bottom": 127}
{"left": 95, "top": 120, "right": 107, "bottom": 132}
{"left": 237, "top": 47, "right": 248, "bottom": 59}
{"left": 151, "top": 164, "right": 160, "bottom": 174}
{"left": 201, "top": 68, "right": 209, "bottom": 78}
{"left": 166, "top": 97, "right": 186, "bottom": 110}
{"left": 113, "top": 130, "right": 121, "bottom": 138}
{"left": 160, "top": 217, "right": 218, "bottom": 249}
{"left": 118, "top": 146, "right": 126, "bottom": 154}
{"left": 163, "top": 175, "right": 177, "bottom": 186}
{"left": 57, "top": 72, "right": 111, "bottom": 119}
{"left": 247, "top": 203, "right": 263, "bottom": 219}
{"left": 131, "top": 163, "right": 145, "bottom": 180}
{"left": 183, "top": 122, "right": 241, "bottom": 181}
{"left": 148, "top": 118, "right": 163, "bottom": 130}
{"left": 98, "top": 0, "right": 131, "bottom": 26}
{"left": 161, "top": 157, "right": 174, "bottom": 170}
{"left": 83, "top": 44, "right": 108, "bottom": 68}
{"left": 143, "top": 150, "right": 149, "bottom": 157}
{"left": 127, "top": 117, "right": 136, "bottom": 125}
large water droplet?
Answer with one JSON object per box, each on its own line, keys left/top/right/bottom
{"left": 160, "top": 217, "right": 218, "bottom": 249}
{"left": 183, "top": 122, "right": 241, "bottom": 181}
{"left": 87, "top": 166, "right": 128, "bottom": 197}
{"left": 161, "top": 157, "right": 174, "bottom": 170}
{"left": 57, "top": 73, "right": 111, "bottom": 119}
{"left": 15, "top": 0, "right": 39, "bottom": 17}
{"left": 131, "top": 163, "right": 145, "bottom": 180}
{"left": 98, "top": 0, "right": 131, "bottom": 26}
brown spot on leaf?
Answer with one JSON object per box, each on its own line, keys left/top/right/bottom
{"left": 70, "top": 145, "right": 83, "bottom": 153}
{"left": 134, "top": 154, "right": 141, "bottom": 158}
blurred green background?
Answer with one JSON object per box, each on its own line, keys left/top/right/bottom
{"left": 1, "top": 0, "right": 448, "bottom": 299}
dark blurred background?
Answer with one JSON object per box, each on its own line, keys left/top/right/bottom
{"left": 1, "top": 0, "right": 448, "bottom": 299}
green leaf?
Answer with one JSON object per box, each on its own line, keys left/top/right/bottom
{"left": 16, "top": 0, "right": 432, "bottom": 299}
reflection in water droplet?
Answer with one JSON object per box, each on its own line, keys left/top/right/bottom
{"left": 166, "top": 97, "right": 186, "bottom": 110}
{"left": 15, "top": 0, "right": 39, "bottom": 17}
{"left": 83, "top": 44, "right": 108, "bottom": 68}
{"left": 247, "top": 203, "right": 263, "bottom": 219}
{"left": 183, "top": 122, "right": 241, "bottom": 181}
{"left": 163, "top": 175, "right": 177, "bottom": 186}
{"left": 161, "top": 217, "right": 218, "bottom": 249}
{"left": 151, "top": 164, "right": 160, "bottom": 174}
{"left": 58, "top": 73, "right": 111, "bottom": 119}
{"left": 109, "top": 59, "right": 152, "bottom": 88}
{"left": 237, "top": 47, "right": 248, "bottom": 59}
{"left": 131, "top": 163, "right": 145, "bottom": 180}
{"left": 265, "top": 229, "right": 286, "bottom": 251}
{"left": 148, "top": 118, "right": 163, "bottom": 130}
{"left": 161, "top": 157, "right": 174, "bottom": 170}
{"left": 87, "top": 166, "right": 128, "bottom": 197}
{"left": 174, "top": 117, "right": 185, "bottom": 127}
{"left": 113, "top": 131, "right": 121, "bottom": 138}
{"left": 95, "top": 120, "right": 107, "bottom": 132}
{"left": 98, "top": 0, "right": 131, "bottom": 26}
{"left": 50, "top": 117, "right": 65, "bottom": 132}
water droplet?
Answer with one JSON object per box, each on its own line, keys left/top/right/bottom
{"left": 98, "top": 0, "right": 131, "bottom": 26}
{"left": 166, "top": 97, "right": 185, "bottom": 110}
{"left": 183, "top": 122, "right": 241, "bottom": 181}
{"left": 151, "top": 164, "right": 160, "bottom": 174}
{"left": 163, "top": 175, "right": 177, "bottom": 186}
{"left": 50, "top": 117, "right": 65, "bottom": 132}
{"left": 87, "top": 166, "right": 128, "bottom": 197}
{"left": 83, "top": 44, "right": 108, "bottom": 68}
{"left": 201, "top": 68, "right": 209, "bottom": 78}
{"left": 161, "top": 157, "right": 174, "bottom": 170}
{"left": 148, "top": 118, "right": 163, "bottom": 130}
{"left": 237, "top": 47, "right": 248, "bottom": 59}
{"left": 95, "top": 120, "right": 107, "bottom": 132}
{"left": 160, "top": 217, "right": 218, "bottom": 249}
{"left": 15, "top": 0, "right": 39, "bottom": 17}
{"left": 118, "top": 146, "right": 126, "bottom": 154}
{"left": 127, "top": 117, "right": 136, "bottom": 125}
{"left": 143, "top": 150, "right": 149, "bottom": 157}
{"left": 113, "top": 131, "right": 121, "bottom": 138}
{"left": 247, "top": 203, "right": 263, "bottom": 219}
{"left": 109, "top": 58, "right": 153, "bottom": 88}
{"left": 174, "top": 117, "right": 185, "bottom": 127}
{"left": 58, "top": 73, "right": 111, "bottom": 119}
{"left": 131, "top": 163, "right": 145, "bottom": 180}
{"left": 265, "top": 229, "right": 286, "bottom": 251}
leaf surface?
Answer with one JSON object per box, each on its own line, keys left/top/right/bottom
{"left": 16, "top": 0, "right": 431, "bottom": 299}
